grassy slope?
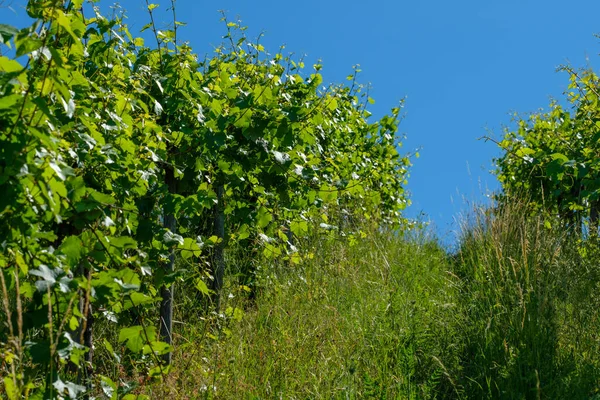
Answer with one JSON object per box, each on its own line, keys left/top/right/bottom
{"left": 142, "top": 205, "right": 600, "bottom": 399}
{"left": 454, "top": 203, "right": 600, "bottom": 399}
{"left": 145, "top": 229, "right": 461, "bottom": 399}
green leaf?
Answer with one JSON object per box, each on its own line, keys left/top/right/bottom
{"left": 52, "top": 9, "right": 80, "bottom": 41}
{"left": 58, "top": 236, "right": 85, "bottom": 265}
{"left": 49, "top": 161, "right": 75, "bottom": 181}
{"left": 53, "top": 378, "right": 87, "bottom": 399}
{"left": 0, "top": 95, "right": 22, "bottom": 110}
{"left": 263, "top": 242, "right": 282, "bottom": 259}
{"left": 546, "top": 159, "right": 565, "bottom": 179}
{"left": 99, "top": 376, "right": 117, "bottom": 400}
{"left": 178, "top": 237, "right": 201, "bottom": 259}
{"left": 290, "top": 220, "right": 308, "bottom": 237}
{"left": 154, "top": 99, "right": 163, "bottom": 116}
{"left": 163, "top": 231, "right": 184, "bottom": 246}
{"left": 0, "top": 24, "right": 18, "bottom": 45}
{"left": 103, "top": 339, "right": 120, "bottom": 362}
{"left": 515, "top": 147, "right": 536, "bottom": 157}
{"left": 119, "top": 326, "right": 156, "bottom": 353}
{"left": 237, "top": 224, "right": 250, "bottom": 240}
{"left": 87, "top": 189, "right": 115, "bottom": 205}
{"left": 15, "top": 36, "right": 42, "bottom": 57}
{"left": 48, "top": 177, "right": 67, "bottom": 199}
{"left": 108, "top": 236, "right": 138, "bottom": 249}
{"left": 550, "top": 153, "right": 569, "bottom": 163}
{"left": 33, "top": 231, "right": 58, "bottom": 242}
{"left": 60, "top": 95, "right": 75, "bottom": 118}
{"left": 29, "top": 265, "right": 58, "bottom": 292}
{"left": 225, "top": 306, "right": 244, "bottom": 321}
{"left": 68, "top": 316, "right": 79, "bottom": 331}
{"left": 128, "top": 292, "right": 154, "bottom": 307}
{"left": 143, "top": 341, "right": 172, "bottom": 356}
{"left": 3, "top": 377, "right": 17, "bottom": 400}
{"left": 140, "top": 23, "right": 153, "bottom": 33}
{"left": 273, "top": 151, "right": 291, "bottom": 164}
{"left": 328, "top": 98, "right": 338, "bottom": 111}
{"left": 195, "top": 278, "right": 210, "bottom": 296}
{"left": 256, "top": 207, "right": 272, "bottom": 229}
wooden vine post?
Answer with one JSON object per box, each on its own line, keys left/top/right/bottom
{"left": 160, "top": 165, "right": 177, "bottom": 364}
{"left": 212, "top": 180, "right": 226, "bottom": 311}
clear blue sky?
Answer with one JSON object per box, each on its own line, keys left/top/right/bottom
{"left": 5, "top": 0, "right": 600, "bottom": 242}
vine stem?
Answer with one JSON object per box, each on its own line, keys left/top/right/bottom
{"left": 144, "top": 0, "right": 163, "bottom": 65}
{"left": 0, "top": 269, "right": 18, "bottom": 391}
{"left": 170, "top": 0, "right": 177, "bottom": 53}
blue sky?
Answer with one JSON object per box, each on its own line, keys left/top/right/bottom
{"left": 5, "top": 0, "right": 600, "bottom": 242}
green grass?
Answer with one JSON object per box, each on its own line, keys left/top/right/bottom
{"left": 5, "top": 199, "right": 599, "bottom": 398}
{"left": 133, "top": 203, "right": 600, "bottom": 398}
{"left": 454, "top": 201, "right": 600, "bottom": 399}
{"left": 144, "top": 228, "right": 462, "bottom": 399}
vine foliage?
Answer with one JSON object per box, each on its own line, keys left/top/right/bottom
{"left": 0, "top": 1, "right": 411, "bottom": 398}
{"left": 492, "top": 66, "right": 600, "bottom": 234}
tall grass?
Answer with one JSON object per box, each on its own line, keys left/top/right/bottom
{"left": 144, "top": 227, "right": 463, "bottom": 399}
{"left": 454, "top": 200, "right": 600, "bottom": 399}
{"left": 137, "top": 201, "right": 600, "bottom": 398}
